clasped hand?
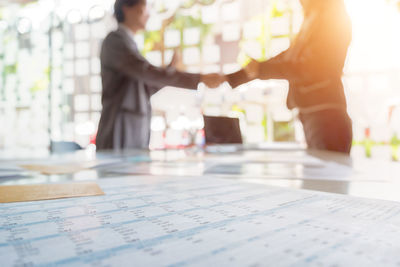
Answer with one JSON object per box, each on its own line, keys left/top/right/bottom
{"left": 200, "top": 73, "right": 227, "bottom": 88}
{"left": 200, "top": 59, "right": 260, "bottom": 88}
{"left": 244, "top": 59, "right": 259, "bottom": 80}
{"left": 169, "top": 50, "right": 226, "bottom": 89}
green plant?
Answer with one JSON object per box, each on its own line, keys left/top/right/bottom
{"left": 30, "top": 67, "right": 50, "bottom": 93}
{"left": 169, "top": 13, "right": 212, "bottom": 48}
{"left": 4, "top": 64, "right": 17, "bottom": 75}
{"left": 271, "top": 1, "right": 286, "bottom": 18}
{"left": 143, "top": 31, "right": 162, "bottom": 53}
{"left": 390, "top": 134, "right": 400, "bottom": 161}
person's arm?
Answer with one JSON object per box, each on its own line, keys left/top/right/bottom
{"left": 256, "top": 51, "right": 292, "bottom": 80}
{"left": 226, "top": 51, "right": 291, "bottom": 88}
{"left": 226, "top": 69, "right": 251, "bottom": 89}
{"left": 103, "top": 32, "right": 202, "bottom": 89}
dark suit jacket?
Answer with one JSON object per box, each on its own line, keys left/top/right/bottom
{"left": 228, "top": 1, "right": 352, "bottom": 111}
{"left": 96, "top": 25, "right": 201, "bottom": 150}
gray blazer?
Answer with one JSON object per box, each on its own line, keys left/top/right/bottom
{"left": 96, "top": 26, "right": 200, "bottom": 150}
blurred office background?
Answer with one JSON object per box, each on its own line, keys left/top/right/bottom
{"left": 0, "top": 0, "right": 399, "bottom": 158}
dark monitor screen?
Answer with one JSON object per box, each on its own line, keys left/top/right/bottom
{"left": 203, "top": 115, "right": 243, "bottom": 144}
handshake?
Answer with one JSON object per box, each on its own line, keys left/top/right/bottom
{"left": 243, "top": 59, "right": 260, "bottom": 80}
{"left": 199, "top": 59, "right": 260, "bottom": 89}
{"left": 171, "top": 50, "right": 260, "bottom": 89}
{"left": 170, "top": 51, "right": 227, "bottom": 89}
{"left": 200, "top": 73, "right": 227, "bottom": 88}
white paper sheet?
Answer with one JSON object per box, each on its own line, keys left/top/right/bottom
{"left": 203, "top": 161, "right": 360, "bottom": 181}
{"left": 203, "top": 152, "right": 326, "bottom": 167}
{"left": 108, "top": 154, "right": 369, "bottom": 182}
{"left": 1, "top": 176, "right": 400, "bottom": 266}
{"left": 0, "top": 171, "right": 27, "bottom": 179}
{"left": 106, "top": 161, "right": 206, "bottom": 176}
{"left": 0, "top": 158, "right": 135, "bottom": 175}
{"left": 0, "top": 164, "right": 28, "bottom": 179}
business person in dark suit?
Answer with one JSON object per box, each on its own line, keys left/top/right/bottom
{"left": 96, "top": 0, "right": 225, "bottom": 150}
{"left": 228, "top": 0, "right": 353, "bottom": 154}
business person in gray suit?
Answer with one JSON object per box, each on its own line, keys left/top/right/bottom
{"left": 96, "top": 0, "right": 225, "bottom": 150}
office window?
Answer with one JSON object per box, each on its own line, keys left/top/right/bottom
{"left": 222, "top": 23, "right": 241, "bottom": 42}
{"left": 184, "top": 28, "right": 201, "bottom": 45}
{"left": 202, "top": 45, "right": 221, "bottom": 64}
{"left": 74, "top": 94, "right": 90, "bottom": 112}
{"left": 165, "top": 29, "right": 181, "bottom": 48}
{"left": 183, "top": 47, "right": 201, "bottom": 65}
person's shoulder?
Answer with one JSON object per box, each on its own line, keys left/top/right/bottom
{"left": 103, "top": 29, "right": 124, "bottom": 45}
{"left": 100, "top": 30, "right": 124, "bottom": 59}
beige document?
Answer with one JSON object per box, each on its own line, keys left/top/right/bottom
{"left": 0, "top": 183, "right": 104, "bottom": 203}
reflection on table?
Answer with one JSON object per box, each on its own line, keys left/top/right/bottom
{"left": 1, "top": 143, "right": 400, "bottom": 202}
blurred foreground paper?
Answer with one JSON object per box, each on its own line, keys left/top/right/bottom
{"left": 20, "top": 162, "right": 98, "bottom": 175}
{"left": 19, "top": 159, "right": 123, "bottom": 175}
{"left": 0, "top": 183, "right": 104, "bottom": 203}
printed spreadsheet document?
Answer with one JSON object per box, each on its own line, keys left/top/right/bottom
{"left": 1, "top": 175, "right": 400, "bottom": 266}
